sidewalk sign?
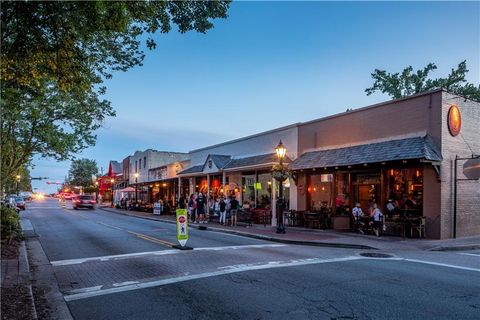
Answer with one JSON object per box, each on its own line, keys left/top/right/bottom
{"left": 153, "top": 202, "right": 161, "bottom": 215}
{"left": 176, "top": 209, "right": 188, "bottom": 247}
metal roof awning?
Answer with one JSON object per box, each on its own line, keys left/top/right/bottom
{"left": 177, "top": 165, "right": 204, "bottom": 176}
{"left": 223, "top": 153, "right": 291, "bottom": 171}
{"left": 290, "top": 136, "right": 442, "bottom": 170}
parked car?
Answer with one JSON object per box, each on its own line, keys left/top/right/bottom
{"left": 72, "top": 195, "right": 96, "bottom": 210}
{"left": 13, "top": 196, "right": 26, "bottom": 210}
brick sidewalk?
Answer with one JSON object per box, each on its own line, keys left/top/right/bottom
{"left": 100, "top": 207, "right": 480, "bottom": 252}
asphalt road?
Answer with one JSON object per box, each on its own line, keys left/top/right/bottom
{"left": 23, "top": 198, "right": 480, "bottom": 320}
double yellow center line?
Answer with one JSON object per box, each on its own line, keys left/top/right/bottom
{"left": 62, "top": 207, "right": 176, "bottom": 248}
{"left": 127, "top": 231, "right": 176, "bottom": 247}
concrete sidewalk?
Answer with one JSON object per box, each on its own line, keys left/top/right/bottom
{"left": 100, "top": 206, "right": 480, "bottom": 252}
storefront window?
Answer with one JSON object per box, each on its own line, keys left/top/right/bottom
{"left": 352, "top": 172, "right": 379, "bottom": 214}
{"left": 257, "top": 173, "right": 272, "bottom": 208}
{"left": 335, "top": 173, "right": 351, "bottom": 215}
{"left": 242, "top": 174, "right": 256, "bottom": 204}
{"left": 308, "top": 174, "right": 333, "bottom": 211}
{"left": 386, "top": 167, "right": 423, "bottom": 215}
{"left": 241, "top": 172, "right": 273, "bottom": 208}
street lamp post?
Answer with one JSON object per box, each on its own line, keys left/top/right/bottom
{"left": 95, "top": 181, "right": 99, "bottom": 203}
{"left": 110, "top": 178, "right": 115, "bottom": 208}
{"left": 16, "top": 175, "right": 21, "bottom": 196}
{"left": 134, "top": 173, "right": 139, "bottom": 204}
{"left": 274, "top": 140, "right": 287, "bottom": 234}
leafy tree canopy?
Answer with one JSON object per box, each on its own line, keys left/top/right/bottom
{"left": 3, "top": 166, "right": 32, "bottom": 195}
{"left": 67, "top": 158, "right": 99, "bottom": 188}
{"left": 0, "top": 0, "right": 231, "bottom": 189}
{"left": 365, "top": 61, "right": 480, "bottom": 102}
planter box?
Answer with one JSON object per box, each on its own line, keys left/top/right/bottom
{"left": 331, "top": 216, "right": 351, "bottom": 230}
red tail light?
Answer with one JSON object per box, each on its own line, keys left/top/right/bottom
{"left": 90, "top": 201, "right": 96, "bottom": 204}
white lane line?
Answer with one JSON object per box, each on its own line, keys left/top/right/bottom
{"left": 51, "top": 250, "right": 182, "bottom": 266}
{"left": 51, "top": 244, "right": 287, "bottom": 266}
{"left": 458, "top": 253, "right": 480, "bottom": 257}
{"left": 404, "top": 258, "right": 480, "bottom": 272}
{"left": 67, "top": 286, "right": 103, "bottom": 295}
{"left": 194, "top": 244, "right": 286, "bottom": 251}
{"left": 113, "top": 281, "right": 139, "bottom": 287}
{"left": 63, "top": 256, "right": 362, "bottom": 301}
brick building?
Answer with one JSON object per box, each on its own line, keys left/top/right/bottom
{"left": 290, "top": 89, "right": 479, "bottom": 239}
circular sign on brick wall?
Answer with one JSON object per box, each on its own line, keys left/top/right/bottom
{"left": 448, "top": 105, "right": 462, "bottom": 136}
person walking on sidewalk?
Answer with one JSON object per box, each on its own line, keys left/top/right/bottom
{"left": 371, "top": 203, "right": 383, "bottom": 237}
{"left": 213, "top": 197, "right": 220, "bottom": 217}
{"left": 219, "top": 197, "right": 227, "bottom": 225}
{"left": 188, "top": 194, "right": 196, "bottom": 223}
{"left": 196, "top": 192, "right": 206, "bottom": 223}
{"left": 230, "top": 196, "right": 239, "bottom": 227}
{"left": 352, "top": 202, "right": 364, "bottom": 234}
{"left": 178, "top": 194, "right": 187, "bottom": 209}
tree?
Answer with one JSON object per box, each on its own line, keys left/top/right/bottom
{"left": 365, "top": 61, "right": 480, "bottom": 102}
{"left": 67, "top": 158, "right": 99, "bottom": 188}
{"left": 3, "top": 166, "right": 32, "bottom": 195}
{"left": 0, "top": 0, "right": 231, "bottom": 190}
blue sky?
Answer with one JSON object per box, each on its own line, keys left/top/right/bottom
{"left": 32, "top": 1, "right": 480, "bottom": 193}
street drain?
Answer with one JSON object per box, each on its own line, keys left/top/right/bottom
{"left": 360, "top": 252, "right": 394, "bottom": 258}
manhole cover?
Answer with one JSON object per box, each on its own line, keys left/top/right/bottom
{"left": 360, "top": 252, "right": 394, "bottom": 258}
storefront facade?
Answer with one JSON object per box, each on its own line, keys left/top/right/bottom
{"left": 177, "top": 126, "right": 299, "bottom": 222}
{"left": 291, "top": 89, "right": 479, "bottom": 239}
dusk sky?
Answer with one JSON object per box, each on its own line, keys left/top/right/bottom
{"left": 32, "top": 1, "right": 480, "bottom": 193}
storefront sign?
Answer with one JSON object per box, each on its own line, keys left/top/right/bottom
{"left": 153, "top": 202, "right": 161, "bottom": 215}
{"left": 254, "top": 182, "right": 262, "bottom": 190}
{"left": 448, "top": 105, "right": 461, "bottom": 137}
{"left": 176, "top": 209, "right": 189, "bottom": 247}
{"left": 150, "top": 166, "right": 168, "bottom": 181}
{"left": 320, "top": 174, "right": 333, "bottom": 182}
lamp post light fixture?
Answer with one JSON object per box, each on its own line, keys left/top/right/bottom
{"left": 95, "top": 181, "right": 99, "bottom": 203}
{"left": 274, "top": 140, "right": 287, "bottom": 234}
{"left": 110, "top": 178, "right": 115, "bottom": 208}
{"left": 134, "top": 172, "right": 139, "bottom": 203}
{"left": 16, "top": 175, "right": 21, "bottom": 196}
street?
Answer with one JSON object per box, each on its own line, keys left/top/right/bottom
{"left": 24, "top": 198, "right": 480, "bottom": 320}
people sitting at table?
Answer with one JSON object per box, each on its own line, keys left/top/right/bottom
{"left": 386, "top": 199, "right": 396, "bottom": 217}
{"left": 352, "top": 202, "right": 364, "bottom": 234}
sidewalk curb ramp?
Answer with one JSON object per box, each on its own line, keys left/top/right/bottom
{"left": 100, "top": 208, "right": 377, "bottom": 250}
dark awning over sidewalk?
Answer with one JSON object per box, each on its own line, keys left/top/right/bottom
{"left": 223, "top": 153, "right": 291, "bottom": 171}
{"left": 290, "top": 136, "right": 442, "bottom": 170}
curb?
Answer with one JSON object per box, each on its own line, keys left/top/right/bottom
{"left": 20, "top": 241, "right": 39, "bottom": 320}
{"left": 428, "top": 244, "right": 480, "bottom": 252}
{"left": 100, "top": 208, "right": 377, "bottom": 250}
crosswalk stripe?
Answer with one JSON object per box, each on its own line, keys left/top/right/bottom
{"left": 63, "top": 256, "right": 363, "bottom": 301}
{"left": 50, "top": 244, "right": 287, "bottom": 266}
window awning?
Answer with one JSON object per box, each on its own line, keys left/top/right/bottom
{"left": 290, "top": 136, "right": 442, "bottom": 170}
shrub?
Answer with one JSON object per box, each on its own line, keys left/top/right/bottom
{"left": 1, "top": 207, "right": 22, "bottom": 238}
